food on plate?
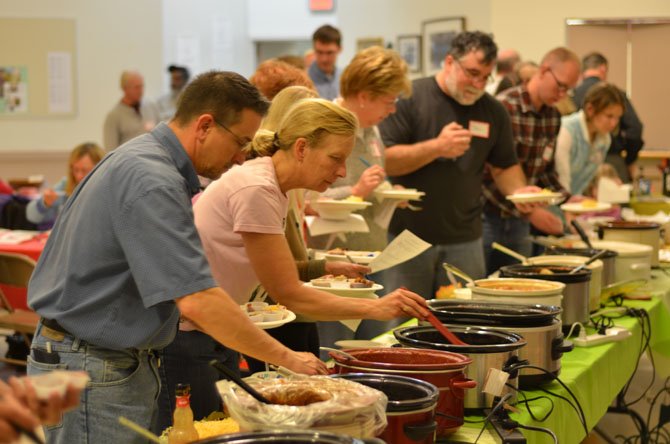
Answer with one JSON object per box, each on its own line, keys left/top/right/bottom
{"left": 538, "top": 267, "right": 555, "bottom": 275}
{"left": 311, "top": 274, "right": 374, "bottom": 289}
{"left": 540, "top": 188, "right": 554, "bottom": 194}
{"left": 343, "top": 195, "right": 364, "bottom": 203}
{"left": 327, "top": 247, "right": 348, "bottom": 255}
{"left": 242, "top": 303, "right": 288, "bottom": 322}
{"left": 581, "top": 198, "right": 598, "bottom": 208}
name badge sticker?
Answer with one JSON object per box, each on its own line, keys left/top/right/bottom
{"left": 469, "top": 120, "right": 490, "bottom": 138}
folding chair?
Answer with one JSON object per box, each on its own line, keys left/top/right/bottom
{"left": 0, "top": 252, "right": 40, "bottom": 366}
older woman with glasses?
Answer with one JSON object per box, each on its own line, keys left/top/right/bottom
{"left": 308, "top": 46, "right": 413, "bottom": 347}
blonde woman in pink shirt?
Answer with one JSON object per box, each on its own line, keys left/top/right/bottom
{"left": 160, "top": 98, "right": 429, "bottom": 421}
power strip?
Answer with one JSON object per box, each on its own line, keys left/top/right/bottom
{"left": 573, "top": 327, "right": 632, "bottom": 347}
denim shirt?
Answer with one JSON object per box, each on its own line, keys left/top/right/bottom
{"left": 28, "top": 123, "right": 217, "bottom": 350}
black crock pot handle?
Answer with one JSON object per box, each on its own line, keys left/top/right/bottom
{"left": 404, "top": 421, "right": 438, "bottom": 441}
{"left": 552, "top": 338, "right": 574, "bottom": 360}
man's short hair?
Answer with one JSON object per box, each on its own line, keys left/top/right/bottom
{"left": 173, "top": 71, "right": 270, "bottom": 127}
{"left": 168, "top": 65, "right": 190, "bottom": 83}
{"left": 582, "top": 52, "right": 608, "bottom": 72}
{"left": 448, "top": 31, "right": 498, "bottom": 65}
{"left": 312, "top": 24, "right": 342, "bottom": 46}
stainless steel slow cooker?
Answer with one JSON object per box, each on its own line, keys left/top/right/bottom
{"left": 393, "top": 326, "right": 526, "bottom": 411}
{"left": 426, "top": 300, "right": 573, "bottom": 389}
{"left": 499, "top": 264, "right": 591, "bottom": 329}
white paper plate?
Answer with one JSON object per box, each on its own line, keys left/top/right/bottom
{"left": 324, "top": 251, "right": 380, "bottom": 264}
{"left": 304, "top": 282, "right": 383, "bottom": 297}
{"left": 312, "top": 200, "right": 372, "bottom": 212}
{"left": 335, "top": 339, "right": 386, "bottom": 349}
{"left": 252, "top": 309, "right": 296, "bottom": 330}
{"left": 374, "top": 189, "right": 425, "bottom": 201}
{"left": 560, "top": 201, "right": 612, "bottom": 213}
{"left": 506, "top": 192, "right": 563, "bottom": 204}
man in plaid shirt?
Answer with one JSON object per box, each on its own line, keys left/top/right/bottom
{"left": 482, "top": 47, "right": 580, "bottom": 275}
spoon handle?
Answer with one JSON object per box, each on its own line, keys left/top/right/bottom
{"left": 442, "top": 262, "right": 474, "bottom": 285}
{"left": 209, "top": 359, "right": 271, "bottom": 404}
{"left": 571, "top": 220, "right": 594, "bottom": 249}
{"left": 425, "top": 312, "right": 468, "bottom": 346}
{"left": 491, "top": 242, "right": 527, "bottom": 263}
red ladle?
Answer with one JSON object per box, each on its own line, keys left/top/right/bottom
{"left": 424, "top": 312, "right": 468, "bottom": 346}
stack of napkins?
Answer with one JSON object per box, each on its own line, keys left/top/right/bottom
{"left": 597, "top": 177, "right": 631, "bottom": 204}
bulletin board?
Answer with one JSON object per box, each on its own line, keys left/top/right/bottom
{"left": 0, "top": 18, "right": 77, "bottom": 118}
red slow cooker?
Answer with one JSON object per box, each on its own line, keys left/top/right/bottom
{"left": 329, "top": 347, "right": 475, "bottom": 438}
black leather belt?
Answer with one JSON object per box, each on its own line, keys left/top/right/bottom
{"left": 41, "top": 318, "right": 71, "bottom": 336}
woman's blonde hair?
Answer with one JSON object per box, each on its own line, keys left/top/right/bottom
{"left": 260, "top": 86, "right": 318, "bottom": 132}
{"left": 247, "top": 98, "right": 358, "bottom": 159}
{"left": 66, "top": 142, "right": 105, "bottom": 194}
{"left": 340, "top": 46, "right": 412, "bottom": 99}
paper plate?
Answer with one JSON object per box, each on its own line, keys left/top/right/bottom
{"left": 335, "top": 339, "right": 386, "bottom": 349}
{"left": 312, "top": 199, "right": 372, "bottom": 221}
{"left": 374, "top": 189, "right": 425, "bottom": 201}
{"left": 324, "top": 251, "right": 380, "bottom": 264}
{"left": 506, "top": 192, "right": 563, "bottom": 204}
{"left": 252, "top": 310, "right": 296, "bottom": 330}
{"left": 561, "top": 201, "right": 612, "bottom": 213}
{"left": 304, "top": 282, "right": 383, "bottom": 297}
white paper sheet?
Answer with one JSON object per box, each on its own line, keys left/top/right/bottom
{"left": 0, "top": 229, "right": 38, "bottom": 245}
{"left": 597, "top": 177, "right": 631, "bottom": 204}
{"left": 47, "top": 52, "right": 72, "bottom": 113}
{"left": 305, "top": 214, "right": 369, "bottom": 237}
{"left": 368, "top": 229, "right": 432, "bottom": 273}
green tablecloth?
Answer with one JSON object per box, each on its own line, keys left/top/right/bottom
{"left": 375, "top": 270, "right": 670, "bottom": 443}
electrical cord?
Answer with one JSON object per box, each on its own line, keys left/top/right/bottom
{"left": 514, "top": 423, "right": 558, "bottom": 444}
{"left": 473, "top": 393, "right": 514, "bottom": 444}
{"left": 505, "top": 363, "right": 589, "bottom": 437}
{"left": 504, "top": 382, "right": 555, "bottom": 422}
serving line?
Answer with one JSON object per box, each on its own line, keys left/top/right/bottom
{"left": 371, "top": 269, "right": 670, "bottom": 443}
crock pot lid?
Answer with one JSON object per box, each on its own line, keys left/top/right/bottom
{"left": 331, "top": 373, "right": 439, "bottom": 412}
{"left": 583, "top": 240, "right": 653, "bottom": 257}
{"left": 427, "top": 299, "right": 561, "bottom": 327}
{"left": 547, "top": 247, "right": 617, "bottom": 259}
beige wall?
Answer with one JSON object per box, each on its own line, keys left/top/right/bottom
{"left": 0, "top": 0, "right": 162, "bottom": 157}
{"left": 490, "top": 0, "right": 670, "bottom": 64}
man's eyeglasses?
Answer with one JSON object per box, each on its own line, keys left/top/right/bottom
{"left": 213, "top": 119, "right": 249, "bottom": 148}
{"left": 453, "top": 58, "right": 492, "bottom": 84}
{"left": 547, "top": 68, "right": 570, "bottom": 93}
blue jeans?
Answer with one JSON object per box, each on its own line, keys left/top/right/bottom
{"left": 155, "top": 330, "right": 239, "bottom": 434}
{"left": 28, "top": 322, "right": 161, "bottom": 444}
{"left": 383, "top": 236, "right": 486, "bottom": 301}
{"left": 482, "top": 212, "right": 531, "bottom": 276}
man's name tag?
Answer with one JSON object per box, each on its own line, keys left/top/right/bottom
{"left": 469, "top": 120, "right": 490, "bottom": 138}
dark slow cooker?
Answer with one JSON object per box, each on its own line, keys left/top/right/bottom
{"left": 332, "top": 373, "right": 439, "bottom": 444}
{"left": 393, "top": 326, "right": 525, "bottom": 411}
{"left": 500, "top": 264, "right": 591, "bottom": 329}
{"left": 426, "top": 300, "right": 573, "bottom": 388}
{"left": 546, "top": 246, "right": 617, "bottom": 287}
{"left": 194, "top": 431, "right": 385, "bottom": 443}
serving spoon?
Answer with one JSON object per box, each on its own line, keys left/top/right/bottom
{"left": 491, "top": 242, "right": 528, "bottom": 264}
{"left": 209, "top": 359, "right": 273, "bottom": 404}
{"left": 571, "top": 220, "right": 595, "bottom": 249}
{"left": 320, "top": 346, "right": 356, "bottom": 361}
{"left": 442, "top": 262, "right": 475, "bottom": 286}
{"left": 569, "top": 249, "right": 608, "bottom": 274}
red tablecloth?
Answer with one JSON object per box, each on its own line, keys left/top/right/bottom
{"left": 0, "top": 234, "right": 46, "bottom": 310}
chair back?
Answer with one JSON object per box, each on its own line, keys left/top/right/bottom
{"left": 0, "top": 252, "right": 36, "bottom": 312}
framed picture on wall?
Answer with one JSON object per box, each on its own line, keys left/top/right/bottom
{"left": 356, "top": 37, "right": 384, "bottom": 52}
{"left": 422, "top": 17, "right": 466, "bottom": 76}
{"left": 397, "top": 35, "right": 422, "bottom": 73}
